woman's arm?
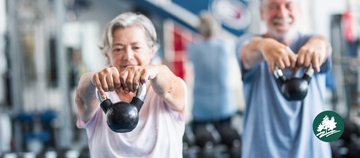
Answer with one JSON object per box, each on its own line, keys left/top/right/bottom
{"left": 119, "top": 65, "right": 185, "bottom": 112}
{"left": 75, "top": 73, "right": 99, "bottom": 123}
{"left": 150, "top": 65, "right": 185, "bottom": 112}
{"left": 76, "top": 66, "right": 123, "bottom": 123}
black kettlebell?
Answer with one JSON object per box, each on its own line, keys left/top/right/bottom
{"left": 96, "top": 83, "right": 147, "bottom": 133}
{"left": 273, "top": 66, "right": 314, "bottom": 101}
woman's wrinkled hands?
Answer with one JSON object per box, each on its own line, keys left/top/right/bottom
{"left": 91, "top": 65, "right": 159, "bottom": 98}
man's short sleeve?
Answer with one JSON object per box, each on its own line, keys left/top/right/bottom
{"left": 319, "top": 44, "right": 332, "bottom": 74}
{"left": 235, "top": 34, "right": 257, "bottom": 81}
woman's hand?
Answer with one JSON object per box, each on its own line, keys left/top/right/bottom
{"left": 91, "top": 67, "right": 121, "bottom": 99}
{"left": 119, "top": 65, "right": 159, "bottom": 93}
{"left": 91, "top": 65, "right": 159, "bottom": 98}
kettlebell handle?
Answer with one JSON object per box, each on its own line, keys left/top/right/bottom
{"left": 136, "top": 83, "right": 147, "bottom": 101}
{"left": 96, "top": 89, "right": 109, "bottom": 103}
{"left": 273, "top": 65, "right": 314, "bottom": 82}
{"left": 273, "top": 66, "right": 286, "bottom": 83}
{"left": 95, "top": 83, "right": 147, "bottom": 103}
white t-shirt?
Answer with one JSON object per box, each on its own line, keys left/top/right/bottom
{"left": 77, "top": 80, "right": 187, "bottom": 158}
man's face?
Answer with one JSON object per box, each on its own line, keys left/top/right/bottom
{"left": 260, "top": 0, "right": 301, "bottom": 42}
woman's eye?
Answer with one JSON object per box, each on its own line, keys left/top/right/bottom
{"left": 114, "top": 48, "right": 123, "bottom": 52}
{"left": 133, "top": 47, "right": 141, "bottom": 50}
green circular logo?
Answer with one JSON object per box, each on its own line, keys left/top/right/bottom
{"left": 313, "top": 111, "right": 344, "bottom": 142}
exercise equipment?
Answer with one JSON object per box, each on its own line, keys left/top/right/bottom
{"left": 96, "top": 83, "right": 146, "bottom": 133}
{"left": 340, "top": 119, "right": 360, "bottom": 142}
{"left": 201, "top": 142, "right": 228, "bottom": 158}
{"left": 78, "top": 147, "right": 90, "bottom": 158}
{"left": 230, "top": 139, "right": 241, "bottom": 158}
{"left": 193, "top": 123, "right": 229, "bottom": 158}
{"left": 345, "top": 138, "right": 360, "bottom": 158}
{"left": 194, "top": 123, "right": 221, "bottom": 148}
{"left": 218, "top": 124, "right": 242, "bottom": 158}
{"left": 183, "top": 143, "right": 200, "bottom": 158}
{"left": 273, "top": 66, "right": 314, "bottom": 101}
{"left": 330, "top": 120, "right": 360, "bottom": 158}
{"left": 219, "top": 124, "right": 241, "bottom": 148}
{"left": 183, "top": 125, "right": 196, "bottom": 147}
{"left": 183, "top": 125, "right": 200, "bottom": 158}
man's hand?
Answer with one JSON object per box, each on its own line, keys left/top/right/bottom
{"left": 258, "top": 38, "right": 297, "bottom": 73}
{"left": 296, "top": 36, "right": 330, "bottom": 72}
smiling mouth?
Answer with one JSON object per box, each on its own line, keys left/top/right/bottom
{"left": 272, "top": 17, "right": 293, "bottom": 25}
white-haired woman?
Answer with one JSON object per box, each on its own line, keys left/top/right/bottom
{"left": 75, "top": 12, "right": 186, "bottom": 158}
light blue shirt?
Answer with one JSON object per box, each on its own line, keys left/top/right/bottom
{"left": 236, "top": 32, "right": 332, "bottom": 158}
{"left": 187, "top": 37, "right": 238, "bottom": 121}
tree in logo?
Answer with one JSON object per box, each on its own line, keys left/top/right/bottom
{"left": 315, "top": 115, "right": 341, "bottom": 138}
{"left": 313, "top": 111, "right": 344, "bottom": 142}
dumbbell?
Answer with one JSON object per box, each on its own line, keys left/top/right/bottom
{"left": 331, "top": 120, "right": 360, "bottom": 158}
{"left": 345, "top": 137, "right": 360, "bottom": 158}
{"left": 218, "top": 124, "right": 241, "bottom": 158}
{"left": 201, "top": 142, "right": 228, "bottom": 158}
{"left": 193, "top": 123, "right": 228, "bottom": 158}
{"left": 183, "top": 125, "right": 200, "bottom": 158}
{"left": 0, "top": 152, "right": 29, "bottom": 158}
{"left": 219, "top": 124, "right": 241, "bottom": 148}
{"left": 184, "top": 125, "right": 196, "bottom": 147}
{"left": 183, "top": 143, "right": 200, "bottom": 158}
{"left": 78, "top": 147, "right": 90, "bottom": 158}
{"left": 194, "top": 123, "right": 221, "bottom": 148}
{"left": 230, "top": 139, "right": 241, "bottom": 158}
{"left": 55, "top": 148, "right": 71, "bottom": 158}
{"left": 340, "top": 119, "right": 360, "bottom": 143}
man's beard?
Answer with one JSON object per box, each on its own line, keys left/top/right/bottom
{"left": 267, "top": 17, "right": 298, "bottom": 44}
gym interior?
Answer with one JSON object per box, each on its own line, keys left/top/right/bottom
{"left": 0, "top": 0, "right": 359, "bottom": 158}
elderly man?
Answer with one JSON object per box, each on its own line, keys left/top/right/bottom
{"left": 236, "top": 0, "right": 331, "bottom": 157}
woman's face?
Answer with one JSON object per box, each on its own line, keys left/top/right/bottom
{"left": 107, "top": 26, "right": 154, "bottom": 73}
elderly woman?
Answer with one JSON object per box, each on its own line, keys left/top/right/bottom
{"left": 75, "top": 12, "right": 186, "bottom": 157}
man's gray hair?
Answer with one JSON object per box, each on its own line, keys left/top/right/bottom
{"left": 198, "top": 12, "right": 221, "bottom": 38}
{"left": 99, "top": 12, "right": 157, "bottom": 54}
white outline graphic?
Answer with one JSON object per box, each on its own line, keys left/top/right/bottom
{"left": 315, "top": 115, "right": 341, "bottom": 138}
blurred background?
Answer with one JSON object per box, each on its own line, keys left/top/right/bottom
{"left": 0, "top": 0, "right": 359, "bottom": 157}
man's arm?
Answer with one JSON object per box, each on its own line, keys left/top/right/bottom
{"left": 296, "top": 35, "right": 331, "bottom": 72}
{"left": 239, "top": 37, "right": 265, "bottom": 71}
{"left": 239, "top": 36, "right": 297, "bottom": 73}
